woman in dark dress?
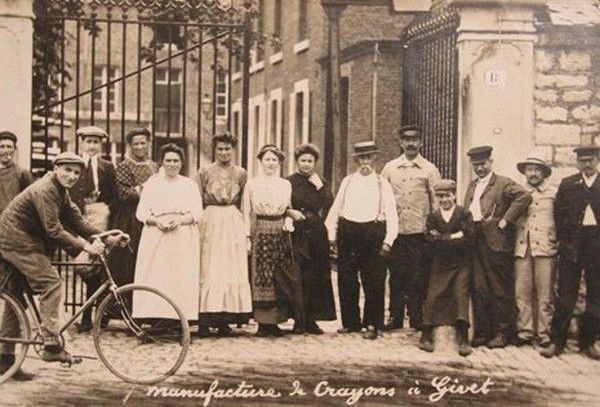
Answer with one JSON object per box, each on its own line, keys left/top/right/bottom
{"left": 288, "top": 144, "right": 336, "bottom": 334}
{"left": 108, "top": 127, "right": 158, "bottom": 287}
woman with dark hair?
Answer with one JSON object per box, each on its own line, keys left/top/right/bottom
{"left": 288, "top": 144, "right": 336, "bottom": 334}
{"left": 196, "top": 132, "right": 252, "bottom": 336}
{"left": 133, "top": 143, "right": 203, "bottom": 320}
{"left": 108, "top": 127, "right": 158, "bottom": 288}
{"left": 243, "top": 144, "right": 305, "bottom": 337}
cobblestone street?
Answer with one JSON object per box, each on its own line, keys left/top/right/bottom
{"left": 2, "top": 317, "right": 599, "bottom": 406}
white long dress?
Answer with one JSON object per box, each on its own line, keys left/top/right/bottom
{"left": 132, "top": 173, "right": 204, "bottom": 320}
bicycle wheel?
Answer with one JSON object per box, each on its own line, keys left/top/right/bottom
{"left": 0, "top": 292, "right": 31, "bottom": 384}
{"left": 93, "top": 284, "right": 190, "bottom": 384}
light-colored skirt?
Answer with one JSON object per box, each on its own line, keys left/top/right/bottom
{"left": 198, "top": 205, "right": 252, "bottom": 314}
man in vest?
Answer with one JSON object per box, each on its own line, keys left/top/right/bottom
{"left": 325, "top": 141, "right": 398, "bottom": 340}
{"left": 541, "top": 145, "right": 600, "bottom": 360}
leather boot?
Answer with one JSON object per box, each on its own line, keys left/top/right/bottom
{"left": 456, "top": 321, "right": 472, "bottom": 357}
{"left": 418, "top": 325, "right": 434, "bottom": 352}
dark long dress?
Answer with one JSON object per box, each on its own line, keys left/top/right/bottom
{"left": 288, "top": 172, "right": 336, "bottom": 322}
{"left": 423, "top": 205, "right": 473, "bottom": 326}
{"left": 108, "top": 157, "right": 158, "bottom": 286}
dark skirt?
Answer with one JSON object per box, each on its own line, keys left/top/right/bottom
{"left": 423, "top": 254, "right": 470, "bottom": 326}
{"left": 108, "top": 202, "right": 143, "bottom": 287}
{"left": 292, "top": 218, "right": 336, "bottom": 321}
{"left": 250, "top": 216, "right": 304, "bottom": 326}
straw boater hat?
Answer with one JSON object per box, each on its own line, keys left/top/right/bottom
{"left": 517, "top": 153, "right": 552, "bottom": 178}
{"left": 351, "top": 141, "right": 379, "bottom": 157}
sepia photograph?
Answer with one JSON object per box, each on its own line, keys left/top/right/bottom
{"left": 0, "top": 0, "right": 599, "bottom": 405}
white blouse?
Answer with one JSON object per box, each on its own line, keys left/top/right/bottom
{"left": 242, "top": 175, "right": 292, "bottom": 237}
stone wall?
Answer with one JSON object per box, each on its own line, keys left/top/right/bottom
{"left": 533, "top": 25, "right": 600, "bottom": 183}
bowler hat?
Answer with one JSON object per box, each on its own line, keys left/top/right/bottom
{"left": 0, "top": 131, "right": 17, "bottom": 144}
{"left": 398, "top": 125, "right": 422, "bottom": 138}
{"left": 433, "top": 179, "right": 457, "bottom": 194}
{"left": 77, "top": 126, "right": 109, "bottom": 141}
{"left": 351, "top": 141, "right": 379, "bottom": 157}
{"left": 467, "top": 145, "right": 493, "bottom": 163}
{"left": 53, "top": 151, "right": 86, "bottom": 167}
{"left": 574, "top": 144, "right": 600, "bottom": 159}
{"left": 517, "top": 154, "right": 552, "bottom": 178}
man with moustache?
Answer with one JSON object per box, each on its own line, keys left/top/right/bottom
{"left": 513, "top": 152, "right": 557, "bottom": 347}
{"left": 381, "top": 125, "right": 441, "bottom": 331}
{"left": 0, "top": 131, "right": 33, "bottom": 215}
{"left": 325, "top": 141, "right": 398, "bottom": 340}
{"left": 464, "top": 146, "right": 531, "bottom": 348}
{"left": 0, "top": 153, "right": 124, "bottom": 377}
{"left": 70, "top": 126, "right": 117, "bottom": 333}
{"left": 541, "top": 145, "right": 600, "bottom": 360}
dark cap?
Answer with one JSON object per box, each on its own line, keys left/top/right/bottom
{"left": 76, "top": 125, "right": 109, "bottom": 141}
{"left": 397, "top": 125, "right": 422, "bottom": 138}
{"left": 433, "top": 179, "right": 457, "bottom": 194}
{"left": 0, "top": 131, "right": 17, "bottom": 144}
{"left": 467, "top": 145, "right": 493, "bottom": 163}
{"left": 574, "top": 145, "right": 600, "bottom": 159}
{"left": 351, "top": 141, "right": 379, "bottom": 157}
{"left": 53, "top": 151, "right": 86, "bottom": 167}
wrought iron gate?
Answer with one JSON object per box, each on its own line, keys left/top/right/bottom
{"left": 32, "top": 0, "right": 252, "bottom": 313}
{"left": 401, "top": 8, "right": 459, "bottom": 180}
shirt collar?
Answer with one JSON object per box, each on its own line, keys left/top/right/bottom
{"left": 477, "top": 171, "right": 493, "bottom": 185}
{"left": 82, "top": 153, "right": 98, "bottom": 165}
{"left": 525, "top": 180, "right": 549, "bottom": 193}
{"left": 440, "top": 205, "right": 456, "bottom": 217}
{"left": 396, "top": 154, "right": 424, "bottom": 168}
{"left": 582, "top": 172, "right": 598, "bottom": 186}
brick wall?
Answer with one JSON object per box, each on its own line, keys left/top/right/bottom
{"left": 533, "top": 25, "right": 600, "bottom": 183}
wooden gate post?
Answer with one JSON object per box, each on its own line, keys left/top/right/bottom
{"left": 0, "top": 0, "right": 34, "bottom": 169}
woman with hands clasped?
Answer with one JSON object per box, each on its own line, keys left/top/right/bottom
{"left": 132, "top": 143, "right": 204, "bottom": 321}
{"left": 242, "top": 144, "right": 305, "bottom": 337}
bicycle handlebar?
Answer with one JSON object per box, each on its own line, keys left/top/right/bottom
{"left": 90, "top": 229, "right": 126, "bottom": 241}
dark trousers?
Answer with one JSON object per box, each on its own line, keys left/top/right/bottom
{"left": 471, "top": 224, "right": 516, "bottom": 339}
{"left": 550, "top": 227, "right": 600, "bottom": 348}
{"left": 337, "top": 219, "right": 386, "bottom": 329}
{"left": 388, "top": 234, "right": 428, "bottom": 328}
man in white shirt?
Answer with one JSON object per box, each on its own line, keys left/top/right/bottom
{"left": 542, "top": 145, "right": 600, "bottom": 360}
{"left": 325, "top": 141, "right": 398, "bottom": 340}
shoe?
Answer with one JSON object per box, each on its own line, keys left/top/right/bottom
{"left": 75, "top": 321, "right": 93, "bottom": 333}
{"left": 486, "top": 334, "right": 508, "bottom": 349}
{"left": 196, "top": 326, "right": 211, "bottom": 338}
{"left": 337, "top": 327, "right": 361, "bottom": 334}
{"left": 455, "top": 322, "right": 472, "bottom": 357}
{"left": 217, "top": 325, "right": 233, "bottom": 337}
{"left": 512, "top": 336, "right": 532, "bottom": 347}
{"left": 409, "top": 321, "right": 423, "bottom": 331}
{"left": 305, "top": 322, "right": 324, "bottom": 335}
{"left": 291, "top": 322, "right": 306, "bottom": 335}
{"left": 458, "top": 342, "right": 473, "bottom": 357}
{"left": 363, "top": 326, "right": 378, "bottom": 340}
{"left": 41, "top": 348, "right": 81, "bottom": 364}
{"left": 271, "top": 326, "right": 285, "bottom": 337}
{"left": 471, "top": 336, "right": 489, "bottom": 348}
{"left": 540, "top": 342, "right": 563, "bottom": 358}
{"left": 580, "top": 344, "right": 600, "bottom": 360}
{"left": 255, "top": 325, "right": 270, "bottom": 337}
{"left": 538, "top": 337, "right": 552, "bottom": 348}
{"left": 0, "top": 354, "right": 34, "bottom": 381}
{"left": 418, "top": 325, "right": 434, "bottom": 352}
{"left": 382, "top": 317, "right": 403, "bottom": 331}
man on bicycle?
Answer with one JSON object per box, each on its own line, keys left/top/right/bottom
{"left": 0, "top": 152, "right": 127, "bottom": 380}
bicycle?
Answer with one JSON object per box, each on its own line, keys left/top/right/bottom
{"left": 0, "top": 230, "right": 190, "bottom": 385}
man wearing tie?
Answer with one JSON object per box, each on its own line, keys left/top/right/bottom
{"left": 541, "top": 145, "right": 600, "bottom": 360}
{"left": 70, "top": 126, "right": 117, "bottom": 332}
{"left": 464, "top": 146, "right": 531, "bottom": 348}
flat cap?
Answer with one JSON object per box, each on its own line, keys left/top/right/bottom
{"left": 76, "top": 125, "right": 109, "bottom": 140}
{"left": 467, "top": 145, "right": 493, "bottom": 163}
{"left": 433, "top": 179, "right": 457, "bottom": 194}
{"left": 0, "top": 131, "right": 17, "bottom": 143}
{"left": 398, "top": 125, "right": 422, "bottom": 138}
{"left": 351, "top": 140, "right": 379, "bottom": 157}
{"left": 53, "top": 151, "right": 86, "bottom": 167}
{"left": 574, "top": 144, "right": 600, "bottom": 159}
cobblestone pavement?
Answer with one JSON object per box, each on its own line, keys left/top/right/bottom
{"left": 2, "top": 318, "right": 599, "bottom": 406}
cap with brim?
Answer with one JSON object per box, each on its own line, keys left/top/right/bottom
{"left": 467, "top": 145, "right": 493, "bottom": 163}
{"left": 351, "top": 141, "right": 379, "bottom": 157}
{"left": 76, "top": 126, "right": 109, "bottom": 140}
{"left": 53, "top": 151, "right": 86, "bottom": 167}
{"left": 0, "top": 131, "right": 17, "bottom": 144}
{"left": 398, "top": 125, "right": 422, "bottom": 138}
{"left": 517, "top": 157, "right": 552, "bottom": 178}
{"left": 574, "top": 145, "right": 600, "bottom": 159}
{"left": 433, "top": 179, "right": 457, "bottom": 194}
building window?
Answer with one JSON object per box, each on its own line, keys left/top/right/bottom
{"left": 273, "top": 0, "right": 283, "bottom": 52}
{"left": 298, "top": 0, "right": 308, "bottom": 42}
{"left": 288, "top": 79, "right": 310, "bottom": 173}
{"left": 93, "top": 66, "right": 119, "bottom": 113}
{"left": 269, "top": 99, "right": 278, "bottom": 144}
{"left": 155, "top": 67, "right": 182, "bottom": 134}
{"left": 294, "top": 92, "right": 304, "bottom": 147}
{"left": 216, "top": 70, "right": 228, "bottom": 120}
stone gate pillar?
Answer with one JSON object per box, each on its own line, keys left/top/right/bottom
{"left": 0, "top": 0, "right": 34, "bottom": 169}
{"left": 449, "top": 0, "right": 547, "bottom": 196}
